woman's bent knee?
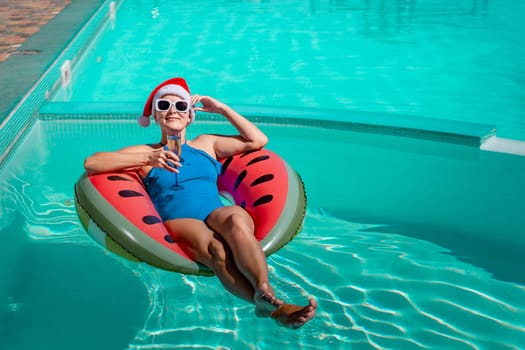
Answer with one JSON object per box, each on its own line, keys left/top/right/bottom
{"left": 224, "top": 213, "right": 255, "bottom": 242}
{"left": 207, "top": 239, "right": 229, "bottom": 271}
{"left": 207, "top": 206, "right": 255, "bottom": 233}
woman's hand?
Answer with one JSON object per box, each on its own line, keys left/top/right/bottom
{"left": 191, "top": 95, "right": 225, "bottom": 115}
{"left": 188, "top": 94, "right": 267, "bottom": 159}
{"left": 147, "top": 149, "right": 182, "bottom": 172}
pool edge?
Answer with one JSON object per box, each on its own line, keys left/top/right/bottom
{"left": 0, "top": 0, "right": 114, "bottom": 167}
{"left": 38, "top": 101, "right": 498, "bottom": 147}
{"left": 0, "top": 0, "right": 107, "bottom": 124}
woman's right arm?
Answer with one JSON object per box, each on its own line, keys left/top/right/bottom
{"left": 84, "top": 145, "right": 151, "bottom": 174}
{"left": 84, "top": 145, "right": 180, "bottom": 174}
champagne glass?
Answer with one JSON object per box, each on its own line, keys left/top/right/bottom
{"left": 167, "top": 134, "right": 181, "bottom": 157}
{"left": 167, "top": 134, "right": 182, "bottom": 188}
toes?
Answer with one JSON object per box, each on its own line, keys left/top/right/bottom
{"left": 263, "top": 293, "right": 283, "bottom": 307}
{"left": 308, "top": 298, "right": 318, "bottom": 309}
{"left": 262, "top": 293, "right": 274, "bottom": 303}
{"left": 259, "top": 292, "right": 280, "bottom": 307}
{"left": 255, "top": 289, "right": 283, "bottom": 317}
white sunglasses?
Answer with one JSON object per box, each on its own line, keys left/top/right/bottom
{"left": 155, "top": 99, "right": 190, "bottom": 113}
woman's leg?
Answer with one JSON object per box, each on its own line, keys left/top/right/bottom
{"left": 166, "top": 213, "right": 317, "bottom": 328}
{"left": 206, "top": 206, "right": 269, "bottom": 290}
{"left": 165, "top": 218, "right": 255, "bottom": 302}
{"left": 206, "top": 206, "right": 317, "bottom": 327}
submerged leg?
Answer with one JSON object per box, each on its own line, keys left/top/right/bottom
{"left": 270, "top": 298, "right": 318, "bottom": 329}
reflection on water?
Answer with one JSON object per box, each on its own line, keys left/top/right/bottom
{"left": 51, "top": 0, "right": 525, "bottom": 141}
{"left": 1, "top": 120, "right": 524, "bottom": 348}
{"left": 0, "top": 197, "right": 525, "bottom": 349}
{"left": 126, "top": 210, "right": 525, "bottom": 349}
{"left": 308, "top": 0, "right": 490, "bottom": 37}
{"left": 3, "top": 170, "right": 523, "bottom": 349}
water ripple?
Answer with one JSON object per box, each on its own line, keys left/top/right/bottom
{"left": 268, "top": 210, "right": 525, "bottom": 349}
{"left": 0, "top": 173, "right": 86, "bottom": 244}
{"left": 119, "top": 209, "right": 525, "bottom": 348}
{"left": 3, "top": 171, "right": 524, "bottom": 349}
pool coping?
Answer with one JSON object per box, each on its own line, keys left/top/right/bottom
{"left": 0, "top": 0, "right": 112, "bottom": 167}
{"left": 39, "top": 101, "right": 496, "bottom": 146}
{"left": 0, "top": 0, "right": 106, "bottom": 124}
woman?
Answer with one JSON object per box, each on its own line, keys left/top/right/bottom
{"left": 84, "top": 77, "right": 317, "bottom": 329}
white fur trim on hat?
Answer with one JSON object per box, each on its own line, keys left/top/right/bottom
{"left": 153, "top": 84, "right": 191, "bottom": 104}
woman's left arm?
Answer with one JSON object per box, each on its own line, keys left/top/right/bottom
{"left": 193, "top": 95, "right": 268, "bottom": 158}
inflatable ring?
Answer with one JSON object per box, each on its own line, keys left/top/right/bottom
{"left": 74, "top": 148, "right": 306, "bottom": 276}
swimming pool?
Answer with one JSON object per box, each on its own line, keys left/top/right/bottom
{"left": 51, "top": 0, "right": 525, "bottom": 141}
{"left": 1, "top": 0, "right": 524, "bottom": 349}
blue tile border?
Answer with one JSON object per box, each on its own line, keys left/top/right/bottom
{"left": 39, "top": 101, "right": 496, "bottom": 146}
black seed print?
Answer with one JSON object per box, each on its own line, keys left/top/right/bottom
{"left": 142, "top": 215, "right": 161, "bottom": 225}
{"left": 240, "top": 200, "right": 246, "bottom": 209}
{"left": 234, "top": 170, "right": 247, "bottom": 191}
{"left": 247, "top": 155, "right": 270, "bottom": 166}
{"left": 107, "top": 175, "right": 132, "bottom": 181}
{"left": 253, "top": 195, "right": 273, "bottom": 207}
{"left": 221, "top": 157, "right": 233, "bottom": 176}
{"left": 119, "top": 190, "right": 144, "bottom": 197}
{"left": 164, "top": 235, "right": 175, "bottom": 243}
{"left": 251, "top": 174, "right": 274, "bottom": 186}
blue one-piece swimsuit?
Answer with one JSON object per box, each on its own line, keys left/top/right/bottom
{"left": 143, "top": 143, "right": 224, "bottom": 221}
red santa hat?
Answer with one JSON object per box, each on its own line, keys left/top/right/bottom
{"left": 139, "top": 77, "right": 195, "bottom": 127}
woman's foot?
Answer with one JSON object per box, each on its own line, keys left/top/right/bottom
{"left": 270, "top": 298, "right": 318, "bottom": 329}
{"left": 254, "top": 283, "right": 283, "bottom": 317}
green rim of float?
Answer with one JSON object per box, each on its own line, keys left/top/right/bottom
{"left": 74, "top": 148, "right": 306, "bottom": 276}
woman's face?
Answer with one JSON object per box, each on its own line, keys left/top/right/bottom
{"left": 154, "top": 94, "right": 191, "bottom": 132}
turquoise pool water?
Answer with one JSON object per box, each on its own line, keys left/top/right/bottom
{"left": 1, "top": 0, "right": 525, "bottom": 349}
{"left": 53, "top": 0, "right": 525, "bottom": 141}
{"left": 1, "top": 119, "right": 524, "bottom": 349}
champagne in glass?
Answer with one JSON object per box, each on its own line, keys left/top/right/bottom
{"left": 167, "top": 134, "right": 182, "bottom": 157}
{"left": 167, "top": 134, "right": 182, "bottom": 188}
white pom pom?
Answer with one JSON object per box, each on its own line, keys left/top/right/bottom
{"left": 138, "top": 116, "right": 150, "bottom": 127}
